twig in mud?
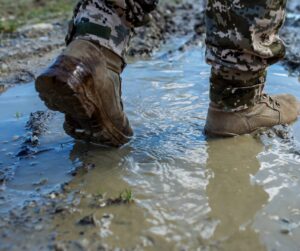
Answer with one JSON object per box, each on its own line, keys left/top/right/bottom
{"left": 16, "top": 146, "right": 54, "bottom": 158}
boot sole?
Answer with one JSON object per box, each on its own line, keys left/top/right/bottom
{"left": 35, "top": 71, "right": 131, "bottom": 147}
{"left": 204, "top": 128, "right": 239, "bottom": 137}
{"left": 204, "top": 126, "right": 292, "bottom": 138}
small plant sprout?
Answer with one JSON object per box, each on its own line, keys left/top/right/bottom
{"left": 15, "top": 112, "right": 22, "bottom": 119}
{"left": 120, "top": 189, "right": 134, "bottom": 203}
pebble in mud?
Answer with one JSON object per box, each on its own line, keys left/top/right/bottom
{"left": 280, "top": 229, "right": 291, "bottom": 235}
{"left": 77, "top": 214, "right": 98, "bottom": 226}
{"left": 32, "top": 178, "right": 48, "bottom": 187}
{"left": 0, "top": 63, "right": 9, "bottom": 72}
{"left": 0, "top": 171, "right": 5, "bottom": 184}
{"left": 279, "top": 218, "right": 300, "bottom": 235}
{"left": 254, "top": 125, "right": 293, "bottom": 140}
{"left": 53, "top": 242, "right": 67, "bottom": 251}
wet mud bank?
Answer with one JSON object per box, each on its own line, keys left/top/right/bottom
{"left": 0, "top": 1, "right": 300, "bottom": 87}
{"left": 0, "top": 1, "right": 204, "bottom": 86}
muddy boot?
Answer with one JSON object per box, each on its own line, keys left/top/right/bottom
{"left": 35, "top": 39, "right": 133, "bottom": 147}
{"left": 205, "top": 69, "right": 300, "bottom": 136}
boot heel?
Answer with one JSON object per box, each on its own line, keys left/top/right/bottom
{"left": 35, "top": 55, "right": 96, "bottom": 119}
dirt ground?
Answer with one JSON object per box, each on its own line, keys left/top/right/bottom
{"left": 0, "top": 1, "right": 299, "bottom": 87}
{"left": 0, "top": 1, "right": 204, "bottom": 85}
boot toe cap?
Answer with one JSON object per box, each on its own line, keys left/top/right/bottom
{"left": 275, "top": 94, "right": 299, "bottom": 123}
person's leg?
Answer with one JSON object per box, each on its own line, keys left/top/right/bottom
{"left": 205, "top": 0, "right": 299, "bottom": 136}
{"left": 36, "top": 0, "right": 158, "bottom": 147}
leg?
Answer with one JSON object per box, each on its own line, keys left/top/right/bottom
{"left": 205, "top": 0, "right": 299, "bottom": 136}
{"left": 36, "top": 0, "right": 158, "bottom": 147}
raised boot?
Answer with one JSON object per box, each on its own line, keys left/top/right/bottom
{"left": 35, "top": 39, "right": 133, "bottom": 147}
{"left": 204, "top": 69, "right": 300, "bottom": 136}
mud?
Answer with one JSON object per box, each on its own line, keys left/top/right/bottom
{"left": 0, "top": 1, "right": 300, "bottom": 251}
{"left": 1, "top": 1, "right": 299, "bottom": 87}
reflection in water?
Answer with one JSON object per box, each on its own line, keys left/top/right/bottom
{"left": 62, "top": 141, "right": 210, "bottom": 250}
{"left": 53, "top": 143, "right": 156, "bottom": 250}
{"left": 50, "top": 136, "right": 270, "bottom": 251}
{"left": 205, "top": 136, "right": 268, "bottom": 251}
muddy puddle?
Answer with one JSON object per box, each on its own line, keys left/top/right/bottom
{"left": 1, "top": 38, "right": 300, "bottom": 251}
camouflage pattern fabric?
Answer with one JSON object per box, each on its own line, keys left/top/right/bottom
{"left": 66, "top": 0, "right": 158, "bottom": 58}
{"left": 206, "top": 0, "right": 287, "bottom": 111}
{"left": 65, "top": 0, "right": 287, "bottom": 111}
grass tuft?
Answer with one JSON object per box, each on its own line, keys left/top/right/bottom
{"left": 119, "top": 189, "right": 134, "bottom": 203}
{"left": 0, "top": 0, "right": 76, "bottom": 33}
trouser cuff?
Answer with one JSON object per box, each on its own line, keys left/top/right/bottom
{"left": 65, "top": 1, "right": 132, "bottom": 59}
{"left": 210, "top": 68, "right": 266, "bottom": 111}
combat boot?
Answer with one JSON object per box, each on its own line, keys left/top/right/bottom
{"left": 205, "top": 94, "right": 300, "bottom": 136}
{"left": 204, "top": 69, "right": 299, "bottom": 136}
{"left": 35, "top": 39, "right": 133, "bottom": 147}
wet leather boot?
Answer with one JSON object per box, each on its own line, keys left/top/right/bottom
{"left": 205, "top": 94, "right": 300, "bottom": 136}
{"left": 35, "top": 39, "right": 133, "bottom": 147}
{"left": 204, "top": 69, "right": 300, "bottom": 137}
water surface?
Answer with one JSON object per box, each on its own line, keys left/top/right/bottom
{"left": 1, "top": 42, "right": 300, "bottom": 251}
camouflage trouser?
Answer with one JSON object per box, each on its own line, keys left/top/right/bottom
{"left": 66, "top": 0, "right": 157, "bottom": 58}
{"left": 67, "top": 1, "right": 287, "bottom": 111}
{"left": 206, "top": 0, "right": 287, "bottom": 111}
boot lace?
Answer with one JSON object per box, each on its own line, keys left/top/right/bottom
{"left": 261, "top": 94, "right": 281, "bottom": 108}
